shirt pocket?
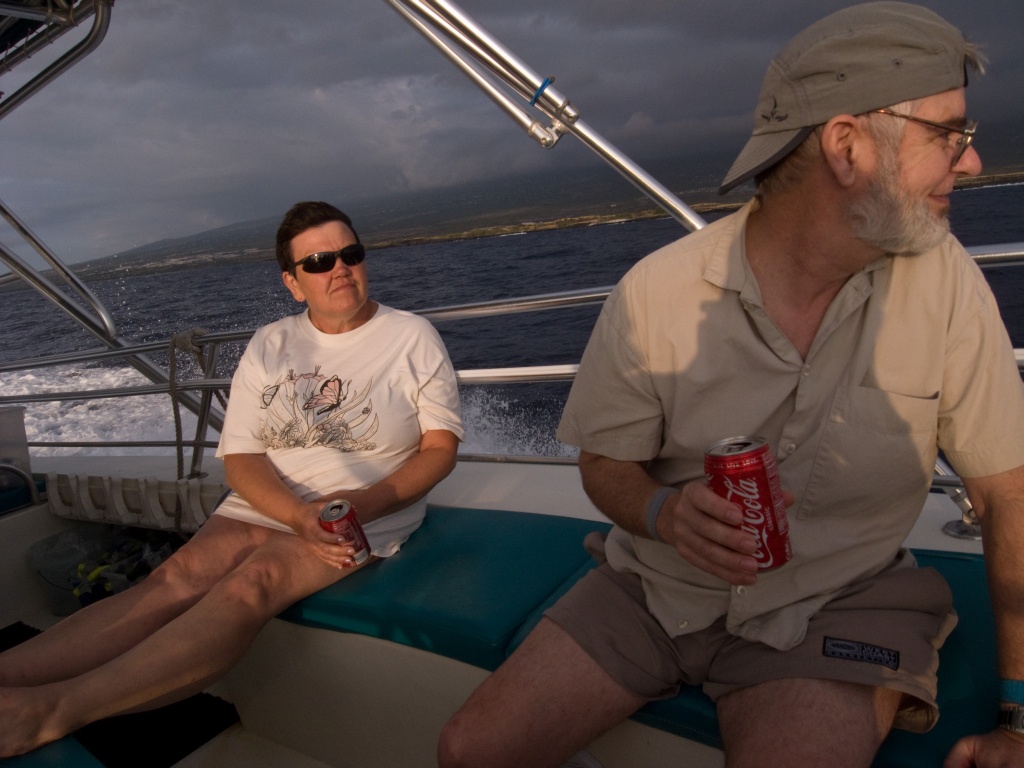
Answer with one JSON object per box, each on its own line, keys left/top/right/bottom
{"left": 796, "top": 385, "right": 939, "bottom": 520}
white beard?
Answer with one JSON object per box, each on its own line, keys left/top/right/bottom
{"left": 845, "top": 147, "right": 950, "bottom": 257}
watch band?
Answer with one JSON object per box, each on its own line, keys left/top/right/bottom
{"left": 1001, "top": 678, "right": 1024, "bottom": 706}
{"left": 646, "top": 486, "right": 677, "bottom": 542}
{"left": 999, "top": 704, "right": 1024, "bottom": 735}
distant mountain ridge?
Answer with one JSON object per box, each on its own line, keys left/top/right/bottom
{"left": 65, "top": 152, "right": 734, "bottom": 277}
{"left": 66, "top": 162, "right": 1024, "bottom": 281}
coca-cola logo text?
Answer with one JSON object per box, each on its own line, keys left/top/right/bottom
{"left": 722, "top": 476, "right": 774, "bottom": 568}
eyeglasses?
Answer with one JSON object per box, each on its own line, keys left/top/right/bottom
{"left": 874, "top": 109, "right": 978, "bottom": 168}
{"left": 291, "top": 243, "right": 366, "bottom": 274}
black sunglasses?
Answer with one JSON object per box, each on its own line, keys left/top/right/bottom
{"left": 291, "top": 243, "right": 366, "bottom": 274}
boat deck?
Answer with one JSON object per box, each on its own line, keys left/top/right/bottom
{"left": 0, "top": 459, "right": 993, "bottom": 768}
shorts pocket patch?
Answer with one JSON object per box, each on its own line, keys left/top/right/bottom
{"left": 822, "top": 637, "right": 900, "bottom": 670}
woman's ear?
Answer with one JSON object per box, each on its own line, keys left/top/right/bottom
{"left": 282, "top": 270, "right": 305, "bottom": 303}
{"left": 820, "top": 114, "right": 871, "bottom": 189}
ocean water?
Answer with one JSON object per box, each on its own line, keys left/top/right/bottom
{"left": 2, "top": 184, "right": 1023, "bottom": 458}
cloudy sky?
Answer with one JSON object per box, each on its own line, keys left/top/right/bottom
{"left": 2, "top": 0, "right": 1022, "bottom": 265}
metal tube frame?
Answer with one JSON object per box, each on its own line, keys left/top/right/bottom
{"left": 0, "top": 0, "right": 111, "bottom": 121}
{"left": 383, "top": 0, "right": 707, "bottom": 232}
{"left": 1, "top": 0, "right": 1019, "bottom": 525}
{"left": 0, "top": 0, "right": 218, "bottom": 439}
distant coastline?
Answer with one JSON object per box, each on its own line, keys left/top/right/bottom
{"left": 368, "top": 169, "right": 1024, "bottom": 250}
{"left": 7, "top": 169, "right": 1022, "bottom": 288}
{"left": 952, "top": 169, "right": 1024, "bottom": 189}
{"left": 367, "top": 201, "right": 741, "bottom": 250}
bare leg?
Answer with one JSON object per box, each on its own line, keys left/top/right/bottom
{"left": 717, "top": 678, "right": 903, "bottom": 768}
{"left": 437, "top": 617, "right": 648, "bottom": 768}
{"left": 0, "top": 517, "right": 265, "bottom": 687}
{"left": 0, "top": 527, "right": 357, "bottom": 758}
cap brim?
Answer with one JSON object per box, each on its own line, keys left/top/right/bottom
{"left": 719, "top": 126, "right": 814, "bottom": 194}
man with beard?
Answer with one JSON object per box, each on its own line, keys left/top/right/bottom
{"left": 438, "top": 4, "right": 1024, "bottom": 768}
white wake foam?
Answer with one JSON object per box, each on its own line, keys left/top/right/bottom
{"left": 3, "top": 366, "right": 576, "bottom": 459}
{"left": 1, "top": 365, "right": 213, "bottom": 456}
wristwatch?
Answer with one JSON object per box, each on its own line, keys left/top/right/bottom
{"left": 999, "top": 704, "right": 1024, "bottom": 734}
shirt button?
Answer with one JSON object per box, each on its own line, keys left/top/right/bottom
{"left": 802, "top": 366, "right": 811, "bottom": 376}
{"left": 677, "top": 619, "right": 689, "bottom": 629}
{"left": 735, "top": 586, "right": 747, "bottom": 596}
{"left": 785, "top": 443, "right": 796, "bottom": 455}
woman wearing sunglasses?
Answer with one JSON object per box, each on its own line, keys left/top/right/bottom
{"left": 0, "top": 201, "right": 464, "bottom": 758}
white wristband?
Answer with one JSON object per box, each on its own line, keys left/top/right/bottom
{"left": 646, "top": 486, "right": 677, "bottom": 542}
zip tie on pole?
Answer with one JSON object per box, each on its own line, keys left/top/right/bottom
{"left": 530, "top": 76, "right": 553, "bottom": 106}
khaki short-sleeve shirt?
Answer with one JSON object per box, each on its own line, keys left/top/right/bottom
{"left": 557, "top": 202, "right": 1024, "bottom": 650}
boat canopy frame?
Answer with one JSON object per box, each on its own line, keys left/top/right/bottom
{"left": 0, "top": 0, "right": 213, "bottom": 433}
{"left": 0, "top": 0, "right": 112, "bottom": 121}
{"left": 2, "top": 0, "right": 1023, "bottom": 539}
{"left": 383, "top": 0, "right": 708, "bottom": 233}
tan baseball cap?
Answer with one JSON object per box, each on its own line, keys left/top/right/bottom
{"left": 719, "top": 2, "right": 968, "bottom": 193}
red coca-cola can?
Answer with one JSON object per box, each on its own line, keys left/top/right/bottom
{"left": 318, "top": 500, "right": 370, "bottom": 566}
{"left": 704, "top": 436, "right": 792, "bottom": 571}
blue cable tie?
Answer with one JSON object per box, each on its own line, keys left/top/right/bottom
{"left": 530, "top": 77, "right": 553, "bottom": 107}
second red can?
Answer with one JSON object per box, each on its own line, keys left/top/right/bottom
{"left": 704, "top": 436, "right": 792, "bottom": 571}
{"left": 318, "top": 499, "right": 370, "bottom": 566}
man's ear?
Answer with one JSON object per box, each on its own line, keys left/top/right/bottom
{"left": 820, "top": 114, "right": 871, "bottom": 189}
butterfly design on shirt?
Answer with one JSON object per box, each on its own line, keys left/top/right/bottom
{"left": 259, "top": 367, "right": 377, "bottom": 451}
{"left": 302, "top": 376, "right": 348, "bottom": 415}
{"left": 261, "top": 384, "right": 280, "bottom": 408}
{"left": 261, "top": 366, "right": 323, "bottom": 409}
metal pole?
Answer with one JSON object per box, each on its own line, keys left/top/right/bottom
{"left": 0, "top": 197, "right": 119, "bottom": 338}
{"left": 384, "top": 0, "right": 706, "bottom": 232}
{"left": 0, "top": 0, "right": 113, "bottom": 121}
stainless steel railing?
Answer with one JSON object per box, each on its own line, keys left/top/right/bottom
{"left": 0, "top": 0, "right": 113, "bottom": 122}
{"left": 2, "top": 0, "right": 1020, "bottom": 530}
{"left": 3, "top": 250, "right": 1022, "bottom": 434}
{"left": 970, "top": 241, "right": 1024, "bottom": 268}
{"left": 4, "top": 240, "right": 1023, "bottom": 384}
{"left": 4, "top": 235, "right": 1022, "bottom": 537}
{"left": 382, "top": 0, "right": 707, "bottom": 233}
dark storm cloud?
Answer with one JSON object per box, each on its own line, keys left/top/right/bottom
{"left": 1, "top": 0, "right": 1021, "bottom": 263}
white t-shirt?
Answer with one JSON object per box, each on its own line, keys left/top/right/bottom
{"left": 214, "top": 305, "right": 463, "bottom": 556}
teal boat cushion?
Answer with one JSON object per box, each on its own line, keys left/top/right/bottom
{"left": 0, "top": 475, "right": 45, "bottom": 516}
{"left": 507, "top": 547, "right": 994, "bottom": 762}
{"left": 282, "top": 506, "right": 995, "bottom": 765}
{"left": 279, "top": 505, "right": 611, "bottom": 670}
{"left": 642, "top": 550, "right": 996, "bottom": 764}
{"left": 0, "top": 737, "right": 104, "bottom": 768}
{"left": 873, "top": 549, "right": 997, "bottom": 767}
{"left": 507, "top": 558, "right": 724, "bottom": 746}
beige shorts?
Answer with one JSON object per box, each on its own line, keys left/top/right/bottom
{"left": 544, "top": 557, "right": 956, "bottom": 732}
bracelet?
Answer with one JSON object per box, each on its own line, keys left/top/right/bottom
{"left": 646, "top": 486, "right": 677, "bottom": 542}
{"left": 999, "top": 704, "right": 1024, "bottom": 735}
{"left": 1001, "top": 678, "right": 1024, "bottom": 706}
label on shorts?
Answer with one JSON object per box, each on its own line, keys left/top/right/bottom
{"left": 822, "top": 637, "right": 900, "bottom": 671}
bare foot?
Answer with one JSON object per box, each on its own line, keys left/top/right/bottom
{"left": 0, "top": 686, "right": 69, "bottom": 757}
